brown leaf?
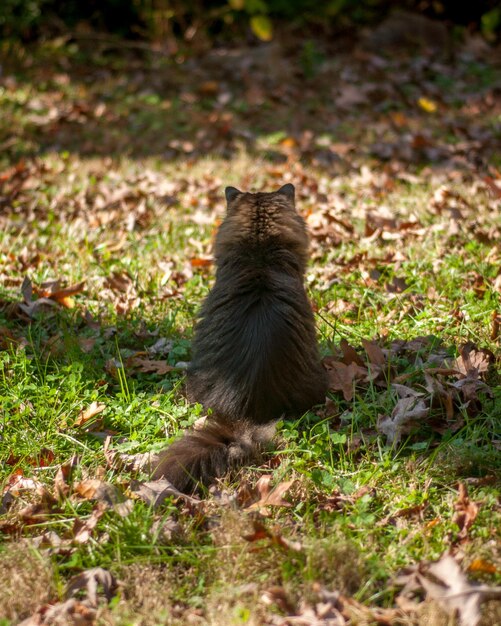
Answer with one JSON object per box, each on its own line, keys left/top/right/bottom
{"left": 378, "top": 503, "right": 427, "bottom": 527}
{"left": 396, "top": 554, "right": 501, "bottom": 626}
{"left": 37, "top": 280, "right": 86, "bottom": 308}
{"left": 483, "top": 175, "right": 501, "bottom": 199}
{"left": 74, "top": 401, "right": 106, "bottom": 427}
{"left": 78, "top": 337, "right": 97, "bottom": 353}
{"left": 127, "top": 356, "right": 175, "bottom": 375}
{"left": 18, "top": 277, "right": 57, "bottom": 318}
{"left": 424, "top": 373, "right": 455, "bottom": 421}
{"left": 453, "top": 342, "right": 493, "bottom": 378}
{"left": 242, "top": 475, "right": 295, "bottom": 513}
{"left": 65, "top": 567, "right": 118, "bottom": 606}
{"left": 54, "top": 457, "right": 77, "bottom": 500}
{"left": 130, "top": 479, "right": 200, "bottom": 508}
{"left": 377, "top": 397, "right": 429, "bottom": 444}
{"left": 339, "top": 339, "right": 365, "bottom": 366}
{"left": 72, "top": 502, "right": 107, "bottom": 544}
{"left": 453, "top": 482, "right": 479, "bottom": 543}
{"left": 323, "top": 358, "right": 368, "bottom": 401}
{"left": 491, "top": 310, "right": 500, "bottom": 342}
{"left": 73, "top": 479, "right": 132, "bottom": 516}
{"left": 362, "top": 339, "right": 386, "bottom": 368}
{"left": 243, "top": 519, "right": 302, "bottom": 552}
{"left": 17, "top": 599, "right": 96, "bottom": 626}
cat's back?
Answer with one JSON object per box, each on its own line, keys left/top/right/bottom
{"left": 186, "top": 185, "right": 326, "bottom": 422}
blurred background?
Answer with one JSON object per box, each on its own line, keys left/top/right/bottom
{"left": 1, "top": 1, "right": 501, "bottom": 48}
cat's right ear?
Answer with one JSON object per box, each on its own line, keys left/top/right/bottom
{"left": 225, "top": 186, "right": 241, "bottom": 203}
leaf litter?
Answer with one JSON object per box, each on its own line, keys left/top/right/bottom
{"left": 323, "top": 334, "right": 497, "bottom": 445}
{"left": 1, "top": 29, "right": 500, "bottom": 626}
{"left": 395, "top": 553, "right": 501, "bottom": 626}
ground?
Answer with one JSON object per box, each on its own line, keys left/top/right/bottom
{"left": 0, "top": 28, "right": 500, "bottom": 626}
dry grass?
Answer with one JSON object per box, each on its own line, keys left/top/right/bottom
{"left": 0, "top": 542, "right": 55, "bottom": 622}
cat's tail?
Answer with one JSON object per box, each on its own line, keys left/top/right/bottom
{"left": 152, "top": 419, "right": 276, "bottom": 493}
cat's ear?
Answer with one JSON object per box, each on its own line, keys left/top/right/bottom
{"left": 225, "top": 186, "right": 241, "bottom": 203}
{"left": 277, "top": 183, "right": 295, "bottom": 201}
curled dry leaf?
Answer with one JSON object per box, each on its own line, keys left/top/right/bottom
{"left": 18, "top": 277, "right": 57, "bottom": 318}
{"left": 395, "top": 553, "right": 501, "bottom": 626}
{"left": 323, "top": 358, "right": 368, "bottom": 401}
{"left": 453, "top": 482, "right": 480, "bottom": 543}
{"left": 453, "top": 342, "right": 493, "bottom": 377}
{"left": 127, "top": 356, "right": 175, "bottom": 375}
{"left": 377, "top": 397, "right": 429, "bottom": 444}
{"left": 468, "top": 559, "right": 498, "bottom": 574}
{"left": 377, "top": 502, "right": 427, "bottom": 527}
{"left": 74, "top": 401, "right": 106, "bottom": 427}
{"left": 73, "top": 478, "right": 132, "bottom": 516}
{"left": 72, "top": 501, "right": 107, "bottom": 544}
{"left": 54, "top": 456, "right": 78, "bottom": 500}
{"left": 18, "top": 277, "right": 85, "bottom": 317}
{"left": 240, "top": 475, "right": 295, "bottom": 514}
{"left": 243, "top": 519, "right": 302, "bottom": 553}
{"left": 362, "top": 339, "right": 386, "bottom": 368}
{"left": 36, "top": 279, "right": 86, "bottom": 308}
{"left": 65, "top": 567, "right": 118, "bottom": 606}
{"left": 339, "top": 338, "right": 365, "bottom": 367}
{"left": 104, "top": 448, "right": 160, "bottom": 473}
{"left": 17, "top": 599, "right": 96, "bottom": 626}
{"left": 130, "top": 478, "right": 200, "bottom": 508}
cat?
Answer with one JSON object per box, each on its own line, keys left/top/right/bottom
{"left": 153, "top": 184, "right": 327, "bottom": 492}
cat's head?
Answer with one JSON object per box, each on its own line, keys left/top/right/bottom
{"left": 215, "top": 184, "right": 309, "bottom": 270}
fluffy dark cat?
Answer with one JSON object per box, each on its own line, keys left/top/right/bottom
{"left": 153, "top": 184, "right": 327, "bottom": 492}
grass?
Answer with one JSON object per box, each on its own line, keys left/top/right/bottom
{"left": 0, "top": 39, "right": 500, "bottom": 625}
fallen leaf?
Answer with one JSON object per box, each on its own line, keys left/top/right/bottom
{"left": 339, "top": 339, "right": 365, "bottom": 366}
{"left": 54, "top": 456, "right": 77, "bottom": 500}
{"left": 396, "top": 554, "right": 501, "bottom": 626}
{"left": 468, "top": 559, "right": 497, "bottom": 574}
{"left": 323, "top": 359, "right": 368, "bottom": 401}
{"left": 453, "top": 482, "right": 479, "bottom": 543}
{"left": 418, "top": 97, "right": 437, "bottom": 113}
{"left": 127, "top": 356, "right": 175, "bottom": 375}
{"left": 453, "top": 342, "right": 493, "bottom": 377}
{"left": 190, "top": 256, "right": 213, "bottom": 268}
{"left": 362, "top": 339, "right": 386, "bottom": 368}
{"left": 377, "top": 397, "right": 429, "bottom": 444}
{"left": 243, "top": 519, "right": 302, "bottom": 552}
{"left": 130, "top": 479, "right": 200, "bottom": 507}
{"left": 72, "top": 502, "right": 107, "bottom": 544}
{"left": 36, "top": 280, "right": 86, "bottom": 308}
{"left": 78, "top": 337, "right": 96, "bottom": 353}
{"left": 18, "top": 277, "right": 58, "bottom": 318}
{"left": 491, "top": 310, "right": 500, "bottom": 341}
{"left": 241, "top": 475, "right": 295, "bottom": 513}
{"left": 74, "top": 401, "right": 106, "bottom": 427}
{"left": 73, "top": 478, "right": 131, "bottom": 515}
{"left": 18, "top": 599, "right": 96, "bottom": 626}
{"left": 65, "top": 567, "right": 118, "bottom": 606}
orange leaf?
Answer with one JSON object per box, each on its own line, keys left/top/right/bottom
{"left": 468, "top": 559, "right": 497, "bottom": 574}
{"left": 75, "top": 401, "right": 106, "bottom": 427}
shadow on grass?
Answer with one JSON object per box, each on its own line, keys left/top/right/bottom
{"left": 0, "top": 39, "right": 498, "bottom": 171}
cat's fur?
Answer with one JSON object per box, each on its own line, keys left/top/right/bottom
{"left": 153, "top": 184, "right": 326, "bottom": 492}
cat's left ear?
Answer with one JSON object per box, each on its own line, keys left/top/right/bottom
{"left": 225, "top": 186, "right": 241, "bottom": 203}
{"left": 277, "top": 183, "right": 295, "bottom": 201}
